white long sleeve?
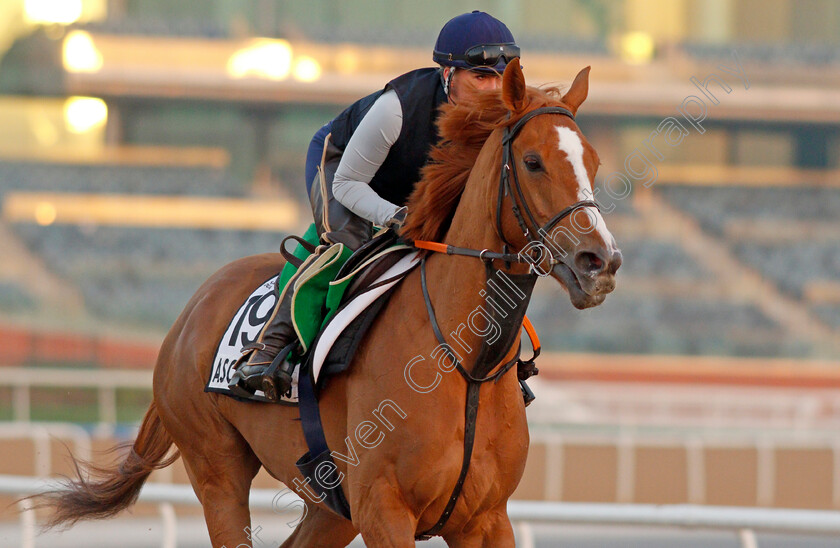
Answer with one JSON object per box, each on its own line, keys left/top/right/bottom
{"left": 332, "top": 89, "right": 404, "bottom": 226}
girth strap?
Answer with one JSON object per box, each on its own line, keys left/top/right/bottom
{"left": 294, "top": 356, "right": 353, "bottom": 520}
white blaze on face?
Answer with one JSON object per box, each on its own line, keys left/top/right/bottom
{"left": 555, "top": 125, "right": 618, "bottom": 251}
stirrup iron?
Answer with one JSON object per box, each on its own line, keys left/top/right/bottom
{"left": 259, "top": 343, "right": 297, "bottom": 401}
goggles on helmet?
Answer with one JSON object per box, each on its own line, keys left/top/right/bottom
{"left": 433, "top": 43, "right": 521, "bottom": 68}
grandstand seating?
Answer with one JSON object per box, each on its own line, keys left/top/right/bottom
{"left": 77, "top": 19, "right": 229, "bottom": 39}
{"left": 610, "top": 239, "right": 708, "bottom": 280}
{"left": 0, "top": 160, "right": 238, "bottom": 196}
{"left": 74, "top": 18, "right": 609, "bottom": 56}
{"left": 658, "top": 184, "right": 840, "bottom": 338}
{"left": 0, "top": 152, "right": 289, "bottom": 328}
{"left": 732, "top": 242, "right": 840, "bottom": 297}
{"left": 0, "top": 282, "right": 37, "bottom": 313}
{"left": 11, "top": 223, "right": 287, "bottom": 327}
{"left": 520, "top": 181, "right": 839, "bottom": 359}
{"left": 657, "top": 186, "right": 840, "bottom": 227}
{"left": 529, "top": 290, "right": 796, "bottom": 356}
{"left": 682, "top": 41, "right": 840, "bottom": 66}
{"left": 527, "top": 222, "right": 803, "bottom": 357}
{"left": 1, "top": 157, "right": 836, "bottom": 358}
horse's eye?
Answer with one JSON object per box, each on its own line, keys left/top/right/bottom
{"left": 523, "top": 156, "right": 543, "bottom": 172}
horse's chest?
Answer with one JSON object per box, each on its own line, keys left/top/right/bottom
{"left": 426, "top": 406, "right": 529, "bottom": 504}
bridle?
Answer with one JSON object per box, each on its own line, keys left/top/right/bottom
{"left": 496, "top": 105, "right": 599, "bottom": 268}
{"left": 415, "top": 105, "right": 600, "bottom": 272}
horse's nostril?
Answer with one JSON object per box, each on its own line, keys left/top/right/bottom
{"left": 610, "top": 250, "right": 623, "bottom": 274}
{"left": 575, "top": 251, "right": 605, "bottom": 275}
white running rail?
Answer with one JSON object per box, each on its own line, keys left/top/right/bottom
{"left": 2, "top": 367, "right": 152, "bottom": 436}
{"left": 2, "top": 475, "right": 840, "bottom": 548}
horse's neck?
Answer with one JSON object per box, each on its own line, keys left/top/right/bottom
{"left": 422, "top": 173, "right": 534, "bottom": 373}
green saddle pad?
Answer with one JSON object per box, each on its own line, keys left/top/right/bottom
{"left": 276, "top": 224, "right": 363, "bottom": 354}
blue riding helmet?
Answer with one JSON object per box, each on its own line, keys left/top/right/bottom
{"left": 433, "top": 11, "right": 520, "bottom": 74}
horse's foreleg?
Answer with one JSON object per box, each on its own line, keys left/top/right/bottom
{"left": 280, "top": 502, "right": 358, "bottom": 548}
{"left": 443, "top": 505, "right": 516, "bottom": 548}
{"left": 354, "top": 483, "right": 418, "bottom": 548}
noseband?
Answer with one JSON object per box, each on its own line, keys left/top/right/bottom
{"left": 496, "top": 106, "right": 600, "bottom": 268}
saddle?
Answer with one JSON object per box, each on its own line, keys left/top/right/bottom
{"left": 205, "top": 226, "right": 415, "bottom": 404}
{"left": 280, "top": 226, "right": 411, "bottom": 352}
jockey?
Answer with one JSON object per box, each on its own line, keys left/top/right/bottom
{"left": 230, "top": 11, "right": 521, "bottom": 401}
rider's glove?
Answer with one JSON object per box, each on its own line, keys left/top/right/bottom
{"left": 384, "top": 206, "right": 408, "bottom": 229}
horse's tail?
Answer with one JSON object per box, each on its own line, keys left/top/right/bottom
{"left": 33, "top": 400, "right": 179, "bottom": 529}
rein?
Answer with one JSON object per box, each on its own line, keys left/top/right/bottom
{"left": 415, "top": 106, "right": 591, "bottom": 540}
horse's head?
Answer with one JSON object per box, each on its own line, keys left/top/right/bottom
{"left": 496, "top": 60, "right": 621, "bottom": 309}
{"left": 402, "top": 60, "right": 621, "bottom": 308}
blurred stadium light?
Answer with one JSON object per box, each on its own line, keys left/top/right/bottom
{"left": 23, "top": 0, "right": 83, "bottom": 26}
{"left": 618, "top": 31, "right": 655, "bottom": 64}
{"left": 63, "top": 95, "right": 106, "bottom": 133}
{"left": 62, "top": 30, "right": 103, "bottom": 73}
{"left": 292, "top": 55, "right": 322, "bottom": 82}
{"left": 227, "top": 38, "right": 293, "bottom": 81}
{"left": 23, "top": 0, "right": 105, "bottom": 26}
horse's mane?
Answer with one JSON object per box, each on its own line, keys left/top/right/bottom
{"left": 401, "top": 85, "right": 564, "bottom": 243}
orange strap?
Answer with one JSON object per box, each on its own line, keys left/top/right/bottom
{"left": 522, "top": 315, "right": 541, "bottom": 352}
{"left": 413, "top": 239, "right": 527, "bottom": 264}
{"left": 413, "top": 240, "right": 450, "bottom": 254}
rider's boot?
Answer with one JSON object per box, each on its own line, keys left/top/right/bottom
{"left": 228, "top": 261, "right": 309, "bottom": 401}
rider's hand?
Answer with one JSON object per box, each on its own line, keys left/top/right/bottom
{"left": 385, "top": 207, "right": 408, "bottom": 229}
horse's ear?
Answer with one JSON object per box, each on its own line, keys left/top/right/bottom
{"left": 502, "top": 58, "right": 527, "bottom": 113}
{"left": 561, "top": 66, "right": 590, "bottom": 115}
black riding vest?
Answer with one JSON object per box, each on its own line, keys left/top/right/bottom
{"left": 329, "top": 68, "right": 447, "bottom": 207}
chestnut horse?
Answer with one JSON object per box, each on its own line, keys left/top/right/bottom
{"left": 37, "top": 60, "right": 620, "bottom": 547}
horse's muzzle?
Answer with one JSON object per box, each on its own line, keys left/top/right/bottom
{"left": 551, "top": 248, "right": 621, "bottom": 309}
